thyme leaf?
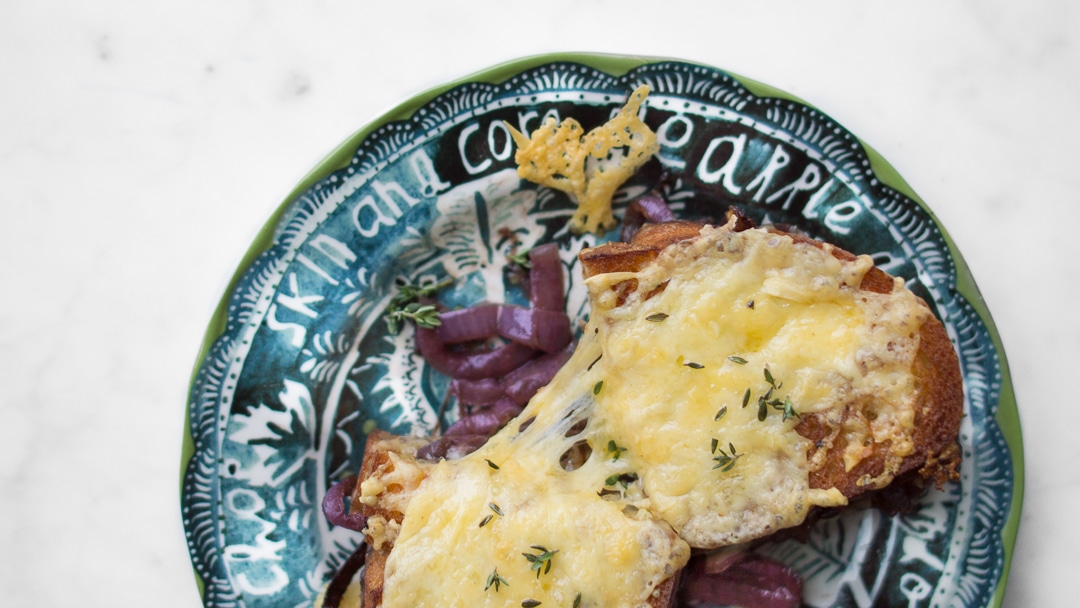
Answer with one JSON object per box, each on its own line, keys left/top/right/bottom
{"left": 645, "top": 312, "right": 669, "bottom": 322}
{"left": 728, "top": 355, "right": 748, "bottom": 365}
{"left": 507, "top": 248, "right": 532, "bottom": 269}
{"left": 587, "top": 353, "right": 602, "bottom": 371}
{"left": 782, "top": 396, "right": 800, "bottom": 421}
{"left": 604, "top": 472, "right": 639, "bottom": 489}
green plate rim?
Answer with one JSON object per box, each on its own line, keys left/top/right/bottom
{"left": 180, "top": 51, "right": 1022, "bottom": 605}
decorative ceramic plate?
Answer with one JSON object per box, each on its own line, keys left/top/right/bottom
{"left": 181, "top": 54, "right": 1021, "bottom": 608}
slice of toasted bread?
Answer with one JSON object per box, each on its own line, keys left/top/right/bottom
{"left": 578, "top": 215, "right": 962, "bottom": 501}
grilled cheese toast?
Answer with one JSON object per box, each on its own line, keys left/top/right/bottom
{"left": 350, "top": 215, "right": 962, "bottom": 608}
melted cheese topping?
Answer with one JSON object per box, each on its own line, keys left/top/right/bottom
{"left": 376, "top": 223, "right": 930, "bottom": 607}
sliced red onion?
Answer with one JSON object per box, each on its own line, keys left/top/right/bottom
{"left": 502, "top": 342, "right": 575, "bottom": 405}
{"left": 321, "top": 542, "right": 367, "bottom": 608}
{"left": 681, "top": 552, "right": 803, "bottom": 608}
{"left": 436, "top": 304, "right": 500, "bottom": 344}
{"left": 444, "top": 397, "right": 522, "bottom": 437}
{"left": 621, "top": 191, "right": 676, "bottom": 241}
{"left": 451, "top": 377, "right": 504, "bottom": 408}
{"left": 321, "top": 475, "right": 366, "bottom": 532}
{"left": 496, "top": 306, "right": 572, "bottom": 353}
{"left": 416, "top": 434, "right": 490, "bottom": 461}
{"left": 415, "top": 326, "right": 536, "bottom": 380}
{"left": 529, "top": 243, "right": 564, "bottom": 311}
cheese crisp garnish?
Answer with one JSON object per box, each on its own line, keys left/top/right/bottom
{"left": 508, "top": 85, "right": 658, "bottom": 234}
{"left": 366, "top": 219, "right": 932, "bottom": 608}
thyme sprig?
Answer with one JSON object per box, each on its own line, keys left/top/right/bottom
{"left": 606, "top": 440, "right": 627, "bottom": 461}
{"left": 484, "top": 567, "right": 508, "bottom": 592}
{"left": 383, "top": 277, "right": 453, "bottom": 334}
{"left": 755, "top": 367, "right": 799, "bottom": 422}
{"left": 712, "top": 442, "right": 743, "bottom": 472}
{"left": 385, "top": 302, "right": 441, "bottom": 333}
{"left": 522, "top": 545, "right": 559, "bottom": 578}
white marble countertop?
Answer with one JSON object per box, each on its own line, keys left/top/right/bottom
{"left": 1, "top": 1, "right": 1075, "bottom": 605}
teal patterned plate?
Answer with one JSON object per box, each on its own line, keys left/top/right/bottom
{"left": 181, "top": 53, "right": 1021, "bottom": 608}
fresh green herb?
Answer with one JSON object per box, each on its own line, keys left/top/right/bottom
{"left": 757, "top": 395, "right": 768, "bottom": 422}
{"left": 489, "top": 502, "right": 504, "bottom": 516}
{"left": 486, "top": 459, "right": 500, "bottom": 470}
{"left": 714, "top": 405, "right": 727, "bottom": 421}
{"left": 573, "top": 592, "right": 582, "bottom": 608}
{"left": 508, "top": 248, "right": 532, "bottom": 269}
{"left": 764, "top": 366, "right": 776, "bottom": 387}
{"left": 479, "top": 514, "right": 493, "bottom": 528}
{"left": 684, "top": 361, "right": 704, "bottom": 369}
{"left": 782, "top": 396, "right": 800, "bottom": 421}
{"left": 587, "top": 353, "right": 602, "bottom": 371}
{"left": 606, "top": 440, "right": 627, "bottom": 461}
{"left": 522, "top": 600, "right": 542, "bottom": 607}
{"left": 605, "top": 472, "right": 639, "bottom": 489}
{"left": 385, "top": 301, "right": 441, "bottom": 333}
{"left": 593, "top": 380, "right": 604, "bottom": 395}
{"left": 645, "top": 312, "right": 669, "bottom": 322}
{"left": 711, "top": 438, "right": 719, "bottom": 453}
{"left": 383, "top": 277, "right": 453, "bottom": 334}
{"left": 523, "top": 546, "right": 559, "bottom": 578}
{"left": 728, "top": 355, "right": 748, "bottom": 365}
{"left": 741, "top": 388, "right": 751, "bottom": 408}
{"left": 713, "top": 443, "right": 743, "bottom": 472}
{"left": 485, "top": 567, "right": 508, "bottom": 592}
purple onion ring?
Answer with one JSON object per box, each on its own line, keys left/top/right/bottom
{"left": 621, "top": 191, "right": 676, "bottom": 241}
{"left": 529, "top": 243, "right": 564, "bottom": 311}
{"left": 321, "top": 542, "right": 367, "bottom": 608}
{"left": 321, "top": 475, "right": 366, "bottom": 532}
{"left": 681, "top": 552, "right": 803, "bottom": 608}
{"left": 415, "top": 326, "right": 536, "bottom": 380}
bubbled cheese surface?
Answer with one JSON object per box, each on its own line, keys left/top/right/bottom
{"left": 378, "top": 223, "right": 930, "bottom": 607}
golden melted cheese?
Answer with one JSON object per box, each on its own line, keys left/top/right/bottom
{"left": 508, "top": 85, "right": 658, "bottom": 234}
{"left": 373, "top": 221, "right": 930, "bottom": 607}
